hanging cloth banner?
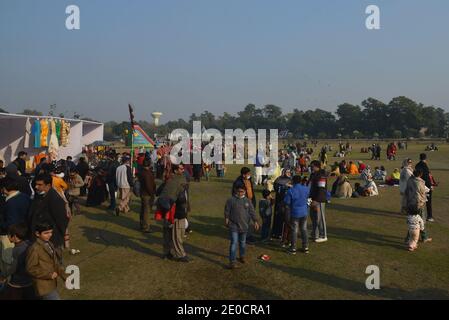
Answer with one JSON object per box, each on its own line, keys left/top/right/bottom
{"left": 40, "top": 119, "right": 49, "bottom": 147}
{"left": 33, "top": 119, "right": 41, "bottom": 148}
{"left": 24, "top": 117, "right": 32, "bottom": 148}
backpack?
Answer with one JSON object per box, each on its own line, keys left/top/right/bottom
{"left": 132, "top": 178, "right": 141, "bottom": 197}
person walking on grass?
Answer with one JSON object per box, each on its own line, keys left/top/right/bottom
{"left": 30, "top": 174, "right": 69, "bottom": 250}
{"left": 106, "top": 154, "right": 119, "bottom": 211}
{"left": 67, "top": 170, "right": 84, "bottom": 216}
{"left": 284, "top": 175, "right": 311, "bottom": 255}
{"left": 159, "top": 164, "right": 190, "bottom": 262}
{"left": 404, "top": 168, "right": 432, "bottom": 251}
{"left": 309, "top": 160, "right": 328, "bottom": 243}
{"left": 115, "top": 156, "right": 134, "bottom": 216}
{"left": 224, "top": 185, "right": 259, "bottom": 269}
{"left": 138, "top": 160, "right": 156, "bottom": 233}
{"left": 400, "top": 158, "right": 414, "bottom": 214}
{"left": 415, "top": 153, "right": 434, "bottom": 222}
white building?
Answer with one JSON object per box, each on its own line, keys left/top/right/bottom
{"left": 0, "top": 112, "right": 104, "bottom": 164}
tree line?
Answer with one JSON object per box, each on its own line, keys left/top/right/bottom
{"left": 105, "top": 96, "right": 449, "bottom": 140}
{"left": 3, "top": 95, "right": 449, "bottom": 140}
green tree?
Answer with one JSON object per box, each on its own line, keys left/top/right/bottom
{"left": 20, "top": 109, "right": 43, "bottom": 116}
{"left": 336, "top": 103, "right": 363, "bottom": 135}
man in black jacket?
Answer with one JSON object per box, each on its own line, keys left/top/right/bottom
{"left": 76, "top": 157, "right": 89, "bottom": 196}
{"left": 5, "top": 165, "right": 32, "bottom": 198}
{"left": 106, "top": 154, "right": 119, "bottom": 210}
{"left": 415, "top": 153, "right": 434, "bottom": 222}
{"left": 9, "top": 151, "right": 28, "bottom": 177}
{"left": 29, "top": 174, "right": 69, "bottom": 249}
{"left": 309, "top": 160, "right": 328, "bottom": 242}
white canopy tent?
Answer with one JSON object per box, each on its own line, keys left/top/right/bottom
{"left": 0, "top": 112, "right": 104, "bottom": 164}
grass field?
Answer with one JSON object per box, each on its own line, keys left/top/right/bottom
{"left": 61, "top": 142, "right": 449, "bottom": 300}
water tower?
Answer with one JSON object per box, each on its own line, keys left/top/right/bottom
{"left": 151, "top": 112, "right": 163, "bottom": 127}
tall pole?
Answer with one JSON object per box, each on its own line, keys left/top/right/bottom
{"left": 128, "top": 104, "right": 136, "bottom": 172}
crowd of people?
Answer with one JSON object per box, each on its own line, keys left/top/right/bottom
{"left": 0, "top": 139, "right": 440, "bottom": 298}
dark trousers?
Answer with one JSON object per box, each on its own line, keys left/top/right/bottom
{"left": 107, "top": 183, "right": 116, "bottom": 209}
{"left": 271, "top": 205, "right": 285, "bottom": 238}
{"left": 80, "top": 185, "right": 87, "bottom": 197}
{"left": 0, "top": 284, "right": 36, "bottom": 300}
{"left": 260, "top": 215, "right": 272, "bottom": 240}
{"left": 426, "top": 190, "right": 433, "bottom": 219}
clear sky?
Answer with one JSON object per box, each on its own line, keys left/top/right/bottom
{"left": 1, "top": 0, "right": 448, "bottom": 123}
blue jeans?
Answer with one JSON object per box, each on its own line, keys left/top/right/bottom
{"left": 291, "top": 217, "right": 308, "bottom": 249}
{"left": 229, "top": 231, "right": 247, "bottom": 263}
{"left": 41, "top": 290, "right": 61, "bottom": 300}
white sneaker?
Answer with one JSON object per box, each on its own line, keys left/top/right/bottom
{"left": 315, "top": 238, "right": 328, "bottom": 243}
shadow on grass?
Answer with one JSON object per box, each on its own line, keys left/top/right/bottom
{"left": 184, "top": 243, "right": 229, "bottom": 269}
{"left": 260, "top": 262, "right": 449, "bottom": 299}
{"left": 330, "top": 203, "right": 404, "bottom": 219}
{"left": 327, "top": 226, "right": 405, "bottom": 250}
{"left": 79, "top": 226, "right": 163, "bottom": 258}
{"left": 235, "top": 284, "right": 283, "bottom": 300}
{"left": 83, "top": 210, "right": 163, "bottom": 234}
{"left": 80, "top": 222, "right": 229, "bottom": 268}
{"left": 189, "top": 215, "right": 228, "bottom": 239}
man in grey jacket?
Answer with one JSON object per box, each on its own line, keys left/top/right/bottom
{"left": 224, "top": 185, "right": 259, "bottom": 269}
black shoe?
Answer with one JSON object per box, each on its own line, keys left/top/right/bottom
{"left": 163, "top": 253, "right": 174, "bottom": 260}
{"left": 115, "top": 208, "right": 120, "bottom": 216}
{"left": 141, "top": 229, "right": 153, "bottom": 234}
{"left": 288, "top": 248, "right": 297, "bottom": 255}
{"left": 177, "top": 256, "right": 190, "bottom": 263}
{"left": 302, "top": 248, "right": 310, "bottom": 254}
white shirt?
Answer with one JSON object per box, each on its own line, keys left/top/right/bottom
{"left": 116, "top": 164, "right": 130, "bottom": 188}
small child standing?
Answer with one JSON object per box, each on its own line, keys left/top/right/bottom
{"left": 68, "top": 170, "right": 84, "bottom": 215}
{"left": 26, "top": 223, "right": 67, "bottom": 300}
{"left": 0, "top": 223, "right": 35, "bottom": 300}
{"left": 224, "top": 186, "right": 259, "bottom": 269}
{"left": 259, "top": 190, "right": 273, "bottom": 241}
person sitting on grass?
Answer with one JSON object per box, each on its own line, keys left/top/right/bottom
{"left": 0, "top": 223, "right": 35, "bottom": 300}
{"left": 364, "top": 175, "right": 379, "bottom": 196}
{"left": 386, "top": 168, "right": 400, "bottom": 185}
{"left": 26, "top": 222, "right": 67, "bottom": 300}
{"left": 358, "top": 161, "right": 366, "bottom": 173}
{"left": 224, "top": 185, "right": 259, "bottom": 270}
{"left": 352, "top": 183, "right": 367, "bottom": 198}
{"left": 360, "top": 165, "right": 372, "bottom": 184}
{"left": 259, "top": 190, "right": 273, "bottom": 242}
{"left": 339, "top": 160, "right": 348, "bottom": 174}
{"left": 373, "top": 166, "right": 387, "bottom": 182}
{"left": 335, "top": 176, "right": 353, "bottom": 199}
{"left": 330, "top": 162, "right": 340, "bottom": 177}
{"left": 347, "top": 161, "right": 359, "bottom": 175}
{"left": 284, "top": 175, "right": 310, "bottom": 255}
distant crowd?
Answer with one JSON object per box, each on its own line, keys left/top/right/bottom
{"left": 0, "top": 140, "right": 439, "bottom": 298}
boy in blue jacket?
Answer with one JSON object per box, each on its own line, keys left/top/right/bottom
{"left": 284, "top": 175, "right": 311, "bottom": 254}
